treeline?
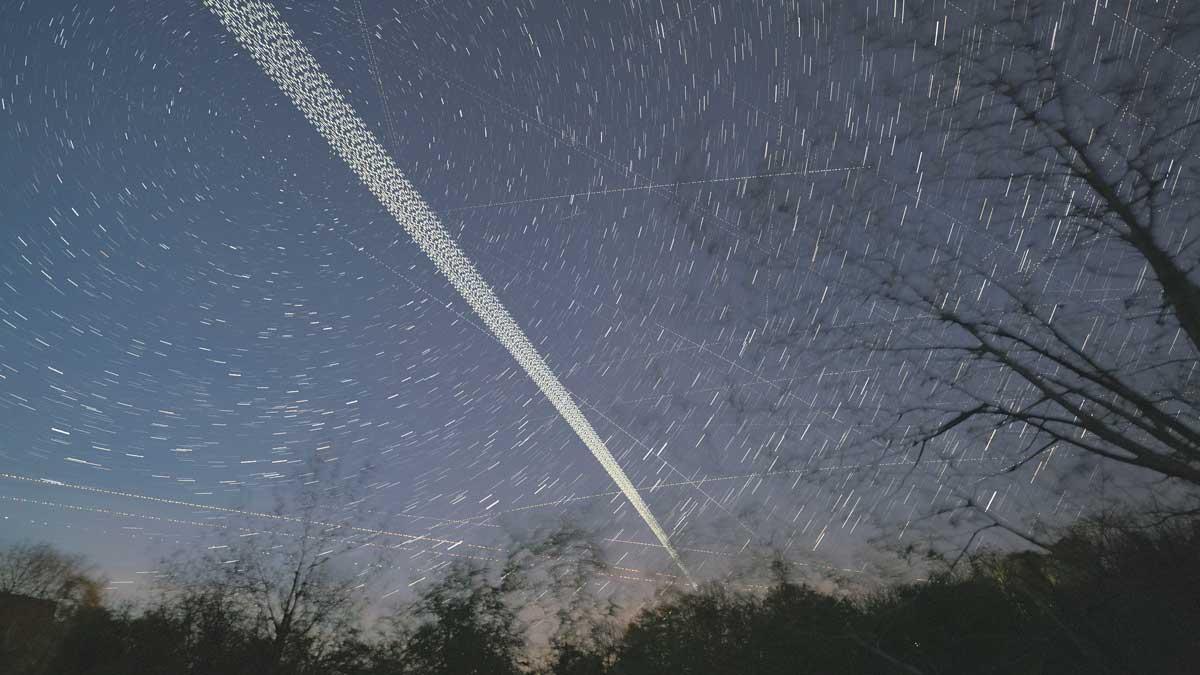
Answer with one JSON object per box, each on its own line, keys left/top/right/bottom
{"left": 2, "top": 515, "right": 1199, "bottom": 675}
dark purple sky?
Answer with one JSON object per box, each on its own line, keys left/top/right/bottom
{"left": 1, "top": 0, "right": 1121, "bottom": 601}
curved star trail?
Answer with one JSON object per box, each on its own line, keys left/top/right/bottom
{"left": 9, "top": 0, "right": 1175, "bottom": 598}
{"left": 201, "top": 0, "right": 692, "bottom": 580}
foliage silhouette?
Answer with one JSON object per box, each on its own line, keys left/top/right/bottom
{"left": 3, "top": 514, "right": 1198, "bottom": 674}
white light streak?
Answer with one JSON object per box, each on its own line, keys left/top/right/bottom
{"left": 202, "top": 0, "right": 691, "bottom": 581}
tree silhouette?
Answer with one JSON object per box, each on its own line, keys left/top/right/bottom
{"left": 5, "top": 510, "right": 1200, "bottom": 674}
{"left": 0, "top": 541, "right": 103, "bottom": 609}
{"left": 851, "top": 0, "right": 1200, "bottom": 491}
{"left": 160, "top": 456, "right": 373, "bottom": 675}
{"left": 0, "top": 542, "right": 105, "bottom": 675}
{"left": 386, "top": 563, "right": 525, "bottom": 675}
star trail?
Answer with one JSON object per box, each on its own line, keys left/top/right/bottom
{"left": 2, "top": 0, "right": 1196, "bottom": 601}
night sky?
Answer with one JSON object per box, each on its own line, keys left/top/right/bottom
{"left": 0, "top": 0, "right": 1134, "bottom": 600}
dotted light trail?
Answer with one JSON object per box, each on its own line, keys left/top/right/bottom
{"left": 201, "top": 0, "right": 692, "bottom": 581}
{"left": 0, "top": 495, "right": 690, "bottom": 587}
{"left": 0, "top": 472, "right": 495, "bottom": 552}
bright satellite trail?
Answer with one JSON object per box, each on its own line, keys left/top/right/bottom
{"left": 202, "top": 0, "right": 691, "bottom": 579}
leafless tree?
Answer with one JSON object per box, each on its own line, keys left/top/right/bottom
{"left": 0, "top": 542, "right": 103, "bottom": 609}
{"left": 163, "top": 456, "right": 376, "bottom": 674}
{"left": 652, "top": 1, "right": 1200, "bottom": 564}
{"left": 842, "top": 0, "right": 1200, "bottom": 491}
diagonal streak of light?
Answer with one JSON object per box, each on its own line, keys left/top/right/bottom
{"left": 202, "top": 0, "right": 692, "bottom": 582}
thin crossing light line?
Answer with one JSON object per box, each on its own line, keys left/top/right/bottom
{"left": 445, "top": 165, "right": 869, "bottom": 212}
{"left": 0, "top": 471, "right": 497, "bottom": 552}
